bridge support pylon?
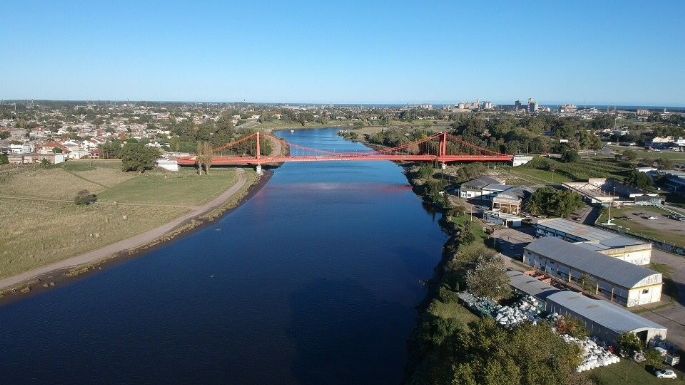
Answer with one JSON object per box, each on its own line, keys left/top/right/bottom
{"left": 256, "top": 164, "right": 263, "bottom": 175}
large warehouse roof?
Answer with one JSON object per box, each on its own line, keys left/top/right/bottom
{"left": 546, "top": 291, "right": 667, "bottom": 335}
{"left": 535, "top": 218, "right": 646, "bottom": 248}
{"left": 525, "top": 237, "right": 660, "bottom": 288}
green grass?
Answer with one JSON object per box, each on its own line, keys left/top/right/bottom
{"left": 515, "top": 157, "right": 633, "bottom": 183}
{"left": 607, "top": 146, "right": 685, "bottom": 161}
{"left": 0, "top": 199, "right": 188, "bottom": 278}
{"left": 427, "top": 295, "right": 479, "bottom": 328}
{"left": 509, "top": 167, "right": 572, "bottom": 184}
{"left": 590, "top": 359, "right": 685, "bottom": 385}
{"left": 99, "top": 169, "right": 236, "bottom": 206}
{"left": 0, "top": 163, "right": 253, "bottom": 279}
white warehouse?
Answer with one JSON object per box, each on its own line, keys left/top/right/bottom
{"left": 523, "top": 237, "right": 662, "bottom": 307}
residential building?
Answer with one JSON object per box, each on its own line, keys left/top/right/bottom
{"left": 457, "top": 176, "right": 503, "bottom": 199}
{"left": 491, "top": 187, "right": 529, "bottom": 214}
{"left": 523, "top": 237, "right": 662, "bottom": 306}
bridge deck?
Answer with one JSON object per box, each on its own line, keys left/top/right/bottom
{"left": 177, "top": 154, "right": 514, "bottom": 166}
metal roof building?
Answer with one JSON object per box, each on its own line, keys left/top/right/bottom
{"left": 506, "top": 271, "right": 559, "bottom": 299}
{"left": 535, "top": 218, "right": 652, "bottom": 265}
{"left": 545, "top": 291, "right": 667, "bottom": 344}
{"left": 524, "top": 237, "right": 662, "bottom": 307}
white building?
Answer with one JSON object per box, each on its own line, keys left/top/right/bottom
{"left": 535, "top": 218, "right": 652, "bottom": 265}
{"left": 524, "top": 237, "right": 662, "bottom": 307}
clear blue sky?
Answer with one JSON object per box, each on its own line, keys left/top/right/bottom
{"left": 1, "top": 0, "right": 684, "bottom": 106}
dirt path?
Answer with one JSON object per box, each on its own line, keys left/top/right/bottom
{"left": 0, "top": 169, "right": 248, "bottom": 291}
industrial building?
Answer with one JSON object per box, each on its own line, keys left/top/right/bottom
{"left": 562, "top": 178, "right": 661, "bottom": 206}
{"left": 534, "top": 218, "right": 652, "bottom": 265}
{"left": 523, "top": 237, "right": 662, "bottom": 307}
{"left": 507, "top": 271, "right": 667, "bottom": 344}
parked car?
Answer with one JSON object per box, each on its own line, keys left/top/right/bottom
{"left": 655, "top": 369, "right": 677, "bottom": 379}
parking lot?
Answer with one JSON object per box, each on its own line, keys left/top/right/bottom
{"left": 602, "top": 206, "right": 685, "bottom": 248}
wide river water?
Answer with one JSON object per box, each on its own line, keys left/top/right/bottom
{"left": 0, "top": 128, "right": 447, "bottom": 385}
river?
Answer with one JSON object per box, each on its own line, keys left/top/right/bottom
{"left": 0, "top": 128, "right": 447, "bottom": 385}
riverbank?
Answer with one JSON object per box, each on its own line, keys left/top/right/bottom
{"left": 0, "top": 168, "right": 271, "bottom": 302}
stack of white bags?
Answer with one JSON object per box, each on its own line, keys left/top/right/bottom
{"left": 561, "top": 335, "right": 620, "bottom": 372}
{"left": 494, "top": 296, "right": 543, "bottom": 328}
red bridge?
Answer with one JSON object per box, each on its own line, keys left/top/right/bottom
{"left": 177, "top": 131, "right": 513, "bottom": 167}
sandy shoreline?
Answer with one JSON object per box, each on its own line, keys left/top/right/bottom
{"left": 0, "top": 168, "right": 273, "bottom": 301}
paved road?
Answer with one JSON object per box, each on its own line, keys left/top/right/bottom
{"left": 640, "top": 249, "right": 685, "bottom": 352}
{"left": 0, "top": 169, "right": 248, "bottom": 292}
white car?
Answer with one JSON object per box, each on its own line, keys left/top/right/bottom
{"left": 655, "top": 369, "right": 677, "bottom": 379}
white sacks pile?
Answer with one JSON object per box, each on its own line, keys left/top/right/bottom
{"left": 494, "top": 296, "right": 543, "bottom": 328}
{"left": 561, "top": 335, "right": 620, "bottom": 372}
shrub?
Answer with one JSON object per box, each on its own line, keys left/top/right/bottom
{"left": 74, "top": 189, "right": 97, "bottom": 206}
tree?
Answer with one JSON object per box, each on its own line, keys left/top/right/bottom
{"left": 465, "top": 255, "right": 511, "bottom": 300}
{"left": 74, "top": 189, "right": 97, "bottom": 205}
{"left": 554, "top": 317, "right": 588, "bottom": 339}
{"left": 624, "top": 170, "right": 652, "bottom": 189}
{"left": 453, "top": 319, "right": 583, "bottom": 385}
{"left": 52, "top": 147, "right": 63, "bottom": 154}
{"left": 120, "top": 142, "right": 159, "bottom": 173}
{"left": 622, "top": 149, "right": 638, "bottom": 161}
{"left": 645, "top": 348, "right": 665, "bottom": 370}
{"left": 526, "top": 187, "right": 584, "bottom": 218}
{"left": 99, "top": 140, "right": 123, "bottom": 159}
{"left": 658, "top": 157, "right": 674, "bottom": 170}
{"left": 0, "top": 154, "right": 8, "bottom": 165}
{"left": 0, "top": 131, "right": 9, "bottom": 140}
{"left": 617, "top": 332, "right": 643, "bottom": 355}
{"left": 561, "top": 148, "right": 580, "bottom": 163}
{"left": 196, "top": 141, "right": 214, "bottom": 175}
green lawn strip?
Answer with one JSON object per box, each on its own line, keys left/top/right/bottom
{"left": 98, "top": 170, "right": 236, "bottom": 206}
{"left": 510, "top": 167, "right": 572, "bottom": 184}
{"left": 63, "top": 169, "right": 110, "bottom": 188}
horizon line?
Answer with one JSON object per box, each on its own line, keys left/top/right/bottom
{"left": 1, "top": 98, "right": 684, "bottom": 109}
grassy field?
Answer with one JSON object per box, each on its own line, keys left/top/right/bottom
{"left": 505, "top": 166, "right": 572, "bottom": 184}
{"left": 607, "top": 145, "right": 685, "bottom": 161}
{"left": 590, "top": 359, "right": 685, "bottom": 385}
{"left": 0, "top": 160, "right": 250, "bottom": 279}
{"left": 597, "top": 206, "right": 685, "bottom": 248}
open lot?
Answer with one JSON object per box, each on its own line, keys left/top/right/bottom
{"left": 590, "top": 359, "right": 685, "bottom": 385}
{"left": 0, "top": 160, "right": 248, "bottom": 279}
{"left": 638, "top": 249, "right": 685, "bottom": 353}
{"left": 598, "top": 205, "right": 685, "bottom": 248}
